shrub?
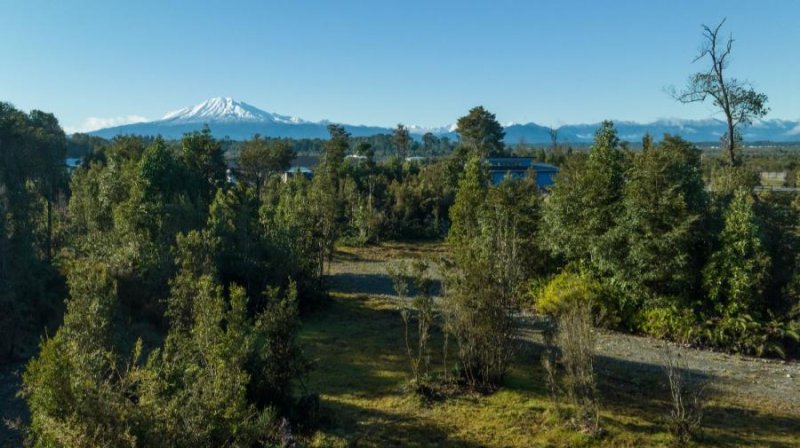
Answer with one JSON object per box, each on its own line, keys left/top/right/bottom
{"left": 22, "top": 259, "right": 143, "bottom": 448}
{"left": 388, "top": 259, "right": 436, "bottom": 389}
{"left": 700, "top": 313, "right": 800, "bottom": 358}
{"left": 534, "top": 271, "right": 625, "bottom": 328}
{"left": 443, "top": 247, "right": 519, "bottom": 390}
{"left": 640, "top": 304, "right": 696, "bottom": 342}
{"left": 535, "top": 271, "right": 599, "bottom": 316}
{"left": 555, "top": 300, "right": 600, "bottom": 434}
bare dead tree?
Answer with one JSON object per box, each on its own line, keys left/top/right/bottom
{"left": 556, "top": 301, "right": 599, "bottom": 434}
{"left": 388, "top": 259, "right": 436, "bottom": 390}
{"left": 662, "top": 345, "right": 707, "bottom": 446}
{"left": 670, "top": 18, "right": 769, "bottom": 165}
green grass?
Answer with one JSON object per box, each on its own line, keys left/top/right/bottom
{"left": 297, "top": 243, "right": 800, "bottom": 447}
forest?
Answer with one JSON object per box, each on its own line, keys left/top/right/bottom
{"left": 2, "top": 92, "right": 800, "bottom": 446}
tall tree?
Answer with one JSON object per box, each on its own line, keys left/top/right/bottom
{"left": 455, "top": 106, "right": 506, "bottom": 158}
{"left": 445, "top": 156, "right": 521, "bottom": 388}
{"left": 620, "top": 135, "right": 707, "bottom": 302}
{"left": 27, "top": 110, "right": 68, "bottom": 260}
{"left": 447, "top": 157, "right": 487, "bottom": 249}
{"left": 322, "top": 124, "right": 349, "bottom": 177}
{"left": 421, "top": 132, "right": 438, "bottom": 155}
{"left": 311, "top": 124, "right": 351, "bottom": 274}
{"left": 543, "top": 121, "right": 626, "bottom": 272}
{"left": 392, "top": 124, "right": 411, "bottom": 160}
{"left": 547, "top": 126, "right": 559, "bottom": 153}
{"left": 354, "top": 141, "right": 375, "bottom": 166}
{"left": 703, "top": 188, "right": 770, "bottom": 318}
{"left": 238, "top": 135, "right": 295, "bottom": 196}
{"left": 672, "top": 18, "right": 769, "bottom": 165}
{"left": 0, "top": 103, "right": 65, "bottom": 359}
{"left": 181, "top": 126, "right": 226, "bottom": 206}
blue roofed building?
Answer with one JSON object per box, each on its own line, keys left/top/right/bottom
{"left": 486, "top": 158, "right": 559, "bottom": 189}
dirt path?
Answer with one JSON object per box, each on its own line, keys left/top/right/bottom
{"left": 518, "top": 316, "right": 800, "bottom": 416}
{"left": 329, "top": 244, "right": 800, "bottom": 417}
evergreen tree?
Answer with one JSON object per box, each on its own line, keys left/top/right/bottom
{"left": 447, "top": 157, "right": 487, "bottom": 250}
{"left": 180, "top": 126, "right": 226, "bottom": 207}
{"left": 207, "top": 185, "right": 267, "bottom": 299}
{"left": 455, "top": 106, "right": 506, "bottom": 158}
{"left": 444, "top": 157, "right": 542, "bottom": 388}
{"left": 238, "top": 135, "right": 295, "bottom": 196}
{"left": 322, "top": 124, "right": 349, "bottom": 178}
{"left": 703, "top": 188, "right": 771, "bottom": 318}
{"left": 354, "top": 141, "right": 375, "bottom": 166}
{"left": 23, "top": 260, "right": 142, "bottom": 447}
{"left": 0, "top": 103, "right": 66, "bottom": 359}
{"left": 392, "top": 123, "right": 411, "bottom": 160}
{"left": 621, "top": 135, "right": 707, "bottom": 303}
{"left": 543, "top": 121, "right": 626, "bottom": 273}
{"left": 139, "top": 279, "right": 276, "bottom": 448}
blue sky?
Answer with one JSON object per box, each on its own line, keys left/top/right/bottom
{"left": 2, "top": 0, "right": 798, "bottom": 133}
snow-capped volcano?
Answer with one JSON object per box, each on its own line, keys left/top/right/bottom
{"left": 160, "top": 97, "right": 305, "bottom": 124}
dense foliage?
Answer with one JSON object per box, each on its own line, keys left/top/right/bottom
{"left": 14, "top": 121, "right": 327, "bottom": 444}
{"left": 542, "top": 124, "right": 800, "bottom": 356}
{"left": 0, "top": 103, "right": 67, "bottom": 359}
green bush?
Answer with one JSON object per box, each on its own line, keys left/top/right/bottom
{"left": 534, "top": 272, "right": 599, "bottom": 317}
{"left": 535, "top": 271, "right": 640, "bottom": 330}
{"left": 639, "top": 304, "right": 696, "bottom": 342}
{"left": 700, "top": 313, "right": 800, "bottom": 358}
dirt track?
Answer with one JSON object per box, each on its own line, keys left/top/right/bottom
{"left": 329, "top": 244, "right": 800, "bottom": 417}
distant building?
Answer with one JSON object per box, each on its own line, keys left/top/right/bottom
{"left": 486, "top": 157, "right": 559, "bottom": 189}
{"left": 405, "top": 156, "right": 426, "bottom": 163}
{"left": 282, "top": 166, "right": 314, "bottom": 183}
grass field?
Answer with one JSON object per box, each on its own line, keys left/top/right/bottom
{"left": 298, "top": 243, "right": 800, "bottom": 447}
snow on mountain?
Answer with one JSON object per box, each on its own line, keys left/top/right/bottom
{"left": 160, "top": 97, "right": 305, "bottom": 124}
{"left": 405, "top": 124, "right": 455, "bottom": 135}
{"left": 87, "top": 97, "right": 800, "bottom": 143}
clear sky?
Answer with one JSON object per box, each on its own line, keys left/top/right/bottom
{"left": 2, "top": 0, "right": 798, "bottom": 133}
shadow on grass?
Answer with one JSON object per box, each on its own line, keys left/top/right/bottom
{"left": 302, "top": 295, "right": 486, "bottom": 446}
{"left": 327, "top": 273, "right": 398, "bottom": 297}
{"left": 515, "top": 328, "right": 800, "bottom": 446}
{"left": 316, "top": 398, "right": 485, "bottom": 448}
{"left": 305, "top": 295, "right": 800, "bottom": 446}
{"left": 301, "top": 295, "right": 410, "bottom": 394}
{"left": 700, "top": 405, "right": 800, "bottom": 448}
{"left": 326, "top": 273, "right": 443, "bottom": 298}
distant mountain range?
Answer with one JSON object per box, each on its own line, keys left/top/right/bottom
{"left": 88, "top": 97, "right": 800, "bottom": 144}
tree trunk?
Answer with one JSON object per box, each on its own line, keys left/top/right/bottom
{"left": 46, "top": 175, "right": 53, "bottom": 261}
{"left": 727, "top": 119, "right": 737, "bottom": 166}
